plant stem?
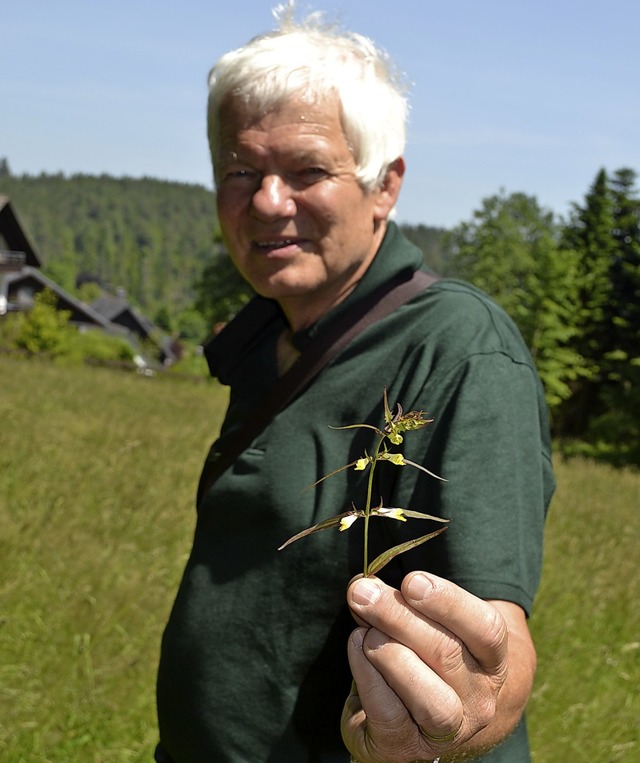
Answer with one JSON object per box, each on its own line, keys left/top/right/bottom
{"left": 363, "top": 434, "right": 385, "bottom": 575}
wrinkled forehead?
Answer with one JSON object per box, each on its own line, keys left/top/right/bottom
{"left": 220, "top": 88, "right": 342, "bottom": 126}
{"left": 215, "top": 85, "right": 344, "bottom": 132}
{"left": 212, "top": 91, "right": 351, "bottom": 169}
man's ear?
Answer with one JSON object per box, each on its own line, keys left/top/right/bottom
{"left": 373, "top": 157, "right": 406, "bottom": 221}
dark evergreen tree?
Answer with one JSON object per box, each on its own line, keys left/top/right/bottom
{"left": 558, "top": 167, "right": 640, "bottom": 462}
{"left": 557, "top": 168, "right": 618, "bottom": 434}
{"left": 609, "top": 168, "right": 640, "bottom": 359}
{"left": 596, "top": 168, "right": 640, "bottom": 461}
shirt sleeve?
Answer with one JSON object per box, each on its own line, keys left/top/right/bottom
{"left": 385, "top": 350, "right": 553, "bottom": 615}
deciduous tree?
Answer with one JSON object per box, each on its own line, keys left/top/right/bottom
{"left": 446, "top": 190, "right": 584, "bottom": 410}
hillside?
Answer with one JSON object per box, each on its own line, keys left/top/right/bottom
{"left": 0, "top": 171, "right": 218, "bottom": 320}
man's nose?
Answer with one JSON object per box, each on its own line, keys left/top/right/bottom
{"left": 251, "top": 174, "right": 296, "bottom": 220}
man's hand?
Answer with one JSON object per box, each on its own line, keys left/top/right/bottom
{"left": 342, "top": 572, "right": 535, "bottom": 762}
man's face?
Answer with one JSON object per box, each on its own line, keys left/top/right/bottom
{"left": 214, "top": 95, "right": 403, "bottom": 330}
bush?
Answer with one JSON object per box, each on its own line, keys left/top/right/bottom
{"left": 14, "top": 288, "right": 73, "bottom": 356}
{"left": 0, "top": 288, "right": 137, "bottom": 366}
{"left": 65, "top": 328, "right": 136, "bottom": 364}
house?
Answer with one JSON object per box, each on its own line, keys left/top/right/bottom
{"left": 91, "top": 288, "right": 180, "bottom": 365}
{"left": 0, "top": 194, "right": 41, "bottom": 267}
{"left": 0, "top": 195, "right": 125, "bottom": 332}
{"left": 0, "top": 195, "right": 176, "bottom": 365}
{"left": 91, "top": 289, "right": 156, "bottom": 343}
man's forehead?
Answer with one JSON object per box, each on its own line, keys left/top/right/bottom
{"left": 219, "top": 90, "right": 342, "bottom": 129}
{"left": 214, "top": 97, "right": 350, "bottom": 163}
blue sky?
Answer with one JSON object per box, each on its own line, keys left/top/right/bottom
{"left": 2, "top": 0, "right": 639, "bottom": 228}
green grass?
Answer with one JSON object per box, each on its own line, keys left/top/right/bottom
{"left": 1, "top": 357, "right": 638, "bottom": 762}
{"left": 528, "top": 456, "right": 639, "bottom": 760}
{"left": 0, "top": 357, "right": 227, "bottom": 762}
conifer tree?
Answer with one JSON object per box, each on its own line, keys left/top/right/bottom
{"left": 597, "top": 168, "right": 640, "bottom": 460}
{"left": 558, "top": 168, "right": 617, "bottom": 433}
{"left": 558, "top": 167, "right": 640, "bottom": 461}
{"left": 609, "top": 168, "right": 640, "bottom": 361}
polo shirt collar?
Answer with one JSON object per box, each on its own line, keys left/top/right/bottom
{"left": 291, "top": 221, "right": 424, "bottom": 351}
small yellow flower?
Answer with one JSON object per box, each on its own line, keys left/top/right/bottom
{"left": 354, "top": 457, "right": 370, "bottom": 471}
{"left": 339, "top": 515, "right": 360, "bottom": 532}
{"left": 374, "top": 507, "right": 407, "bottom": 522}
{"left": 379, "top": 452, "right": 406, "bottom": 466}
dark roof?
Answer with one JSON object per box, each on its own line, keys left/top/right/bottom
{"left": 0, "top": 266, "right": 123, "bottom": 332}
{"left": 0, "top": 196, "right": 42, "bottom": 268}
{"left": 91, "top": 295, "right": 130, "bottom": 321}
{"left": 91, "top": 294, "right": 156, "bottom": 339}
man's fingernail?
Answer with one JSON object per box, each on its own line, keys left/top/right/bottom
{"left": 351, "top": 578, "right": 380, "bottom": 606}
{"left": 406, "top": 572, "right": 434, "bottom": 601}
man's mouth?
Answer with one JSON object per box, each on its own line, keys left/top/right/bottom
{"left": 255, "top": 238, "right": 302, "bottom": 252}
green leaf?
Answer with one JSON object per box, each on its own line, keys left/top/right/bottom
{"left": 330, "top": 423, "right": 384, "bottom": 435}
{"left": 302, "top": 460, "right": 362, "bottom": 491}
{"left": 277, "top": 511, "right": 358, "bottom": 550}
{"left": 403, "top": 458, "right": 447, "bottom": 482}
{"left": 366, "top": 527, "right": 448, "bottom": 576}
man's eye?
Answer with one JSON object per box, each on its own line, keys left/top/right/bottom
{"left": 225, "top": 169, "right": 255, "bottom": 180}
{"left": 298, "top": 167, "right": 328, "bottom": 182}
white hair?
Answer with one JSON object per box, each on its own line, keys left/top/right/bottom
{"left": 207, "top": 3, "right": 409, "bottom": 191}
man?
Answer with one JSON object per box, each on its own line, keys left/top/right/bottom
{"left": 155, "top": 6, "right": 554, "bottom": 762}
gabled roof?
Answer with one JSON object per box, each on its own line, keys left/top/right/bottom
{"left": 0, "top": 196, "right": 42, "bottom": 268}
{"left": 1, "top": 266, "right": 123, "bottom": 332}
{"left": 91, "top": 294, "right": 156, "bottom": 339}
{"left": 90, "top": 294, "right": 131, "bottom": 322}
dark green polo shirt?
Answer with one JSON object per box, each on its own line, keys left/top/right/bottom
{"left": 156, "top": 223, "right": 554, "bottom": 762}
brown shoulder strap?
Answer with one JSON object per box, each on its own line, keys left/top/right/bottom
{"left": 197, "top": 269, "right": 439, "bottom": 506}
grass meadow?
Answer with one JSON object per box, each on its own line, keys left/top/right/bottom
{"left": 1, "top": 356, "right": 638, "bottom": 762}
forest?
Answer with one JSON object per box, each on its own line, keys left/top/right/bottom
{"left": 1, "top": 161, "right": 639, "bottom": 464}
